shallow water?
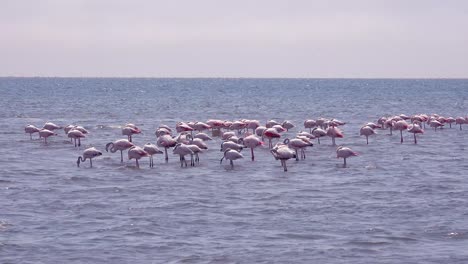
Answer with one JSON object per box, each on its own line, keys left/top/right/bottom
{"left": 1, "top": 78, "right": 468, "bottom": 263}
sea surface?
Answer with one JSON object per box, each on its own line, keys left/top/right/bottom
{"left": 0, "top": 78, "right": 468, "bottom": 263}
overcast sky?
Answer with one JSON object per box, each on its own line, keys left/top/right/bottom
{"left": 1, "top": 0, "right": 467, "bottom": 78}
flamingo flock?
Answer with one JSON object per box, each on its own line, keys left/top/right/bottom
{"left": 24, "top": 114, "right": 468, "bottom": 170}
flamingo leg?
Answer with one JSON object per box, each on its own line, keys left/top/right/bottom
{"left": 78, "top": 138, "right": 81, "bottom": 147}
{"left": 301, "top": 148, "right": 306, "bottom": 159}
{"left": 120, "top": 150, "right": 124, "bottom": 163}
{"left": 251, "top": 147, "right": 254, "bottom": 161}
{"left": 136, "top": 159, "right": 139, "bottom": 168}
{"left": 414, "top": 133, "right": 417, "bottom": 144}
{"left": 332, "top": 137, "right": 335, "bottom": 146}
{"left": 230, "top": 159, "right": 233, "bottom": 168}
{"left": 366, "top": 135, "right": 369, "bottom": 145}
{"left": 400, "top": 130, "right": 403, "bottom": 143}
{"left": 30, "top": 133, "right": 32, "bottom": 140}
{"left": 164, "top": 148, "right": 169, "bottom": 162}
{"left": 344, "top": 158, "right": 347, "bottom": 168}
{"left": 295, "top": 149, "right": 299, "bottom": 161}
{"left": 90, "top": 159, "right": 93, "bottom": 168}
{"left": 317, "top": 137, "right": 320, "bottom": 144}
{"left": 284, "top": 160, "right": 288, "bottom": 172}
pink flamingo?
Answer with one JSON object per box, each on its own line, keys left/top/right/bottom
{"left": 270, "top": 143, "right": 296, "bottom": 171}
{"left": 255, "top": 126, "right": 267, "bottom": 141}
{"left": 122, "top": 125, "right": 141, "bottom": 142}
{"left": 105, "top": 139, "right": 134, "bottom": 162}
{"left": 24, "top": 124, "right": 41, "bottom": 140}
{"left": 326, "top": 125, "right": 343, "bottom": 146}
{"left": 360, "top": 125, "right": 375, "bottom": 144}
{"left": 266, "top": 120, "right": 280, "bottom": 128}
{"left": 246, "top": 120, "right": 260, "bottom": 133}
{"left": 220, "top": 148, "right": 244, "bottom": 169}
{"left": 394, "top": 120, "right": 409, "bottom": 143}
{"left": 446, "top": 117, "right": 456, "bottom": 128}
{"left": 157, "top": 134, "right": 177, "bottom": 162}
{"left": 193, "top": 122, "right": 211, "bottom": 132}
{"left": 77, "top": 147, "right": 102, "bottom": 168}
{"left": 336, "top": 146, "right": 358, "bottom": 168}
{"left": 172, "top": 143, "right": 194, "bottom": 167}
{"left": 284, "top": 138, "right": 313, "bottom": 161}
{"left": 68, "top": 129, "right": 86, "bottom": 147}
{"left": 429, "top": 120, "right": 444, "bottom": 131}
{"left": 282, "top": 120, "right": 295, "bottom": 131}
{"left": 193, "top": 133, "right": 212, "bottom": 141}
{"left": 128, "top": 146, "right": 149, "bottom": 168}
{"left": 263, "top": 128, "right": 281, "bottom": 148}
{"left": 455, "top": 117, "right": 465, "bottom": 130}
{"left": 311, "top": 127, "right": 327, "bottom": 144}
{"left": 239, "top": 135, "right": 263, "bottom": 161}
{"left": 304, "top": 119, "right": 317, "bottom": 133}
{"left": 43, "top": 122, "right": 62, "bottom": 131}
{"left": 143, "top": 143, "right": 163, "bottom": 168}
{"left": 407, "top": 124, "right": 424, "bottom": 144}
{"left": 39, "top": 129, "right": 57, "bottom": 144}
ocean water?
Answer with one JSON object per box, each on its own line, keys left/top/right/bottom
{"left": 1, "top": 77, "right": 468, "bottom": 263}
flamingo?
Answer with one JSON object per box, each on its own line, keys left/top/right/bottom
{"left": 185, "top": 144, "right": 203, "bottom": 166}
{"left": 172, "top": 143, "right": 194, "bottom": 167}
{"left": 272, "top": 125, "right": 286, "bottom": 133}
{"left": 407, "top": 124, "right": 424, "bottom": 144}
{"left": 24, "top": 124, "right": 41, "bottom": 140}
{"left": 255, "top": 126, "right": 267, "bottom": 141}
{"left": 282, "top": 120, "right": 295, "bottom": 131}
{"left": 246, "top": 120, "right": 260, "bottom": 133}
{"left": 128, "top": 146, "right": 149, "bottom": 168}
{"left": 429, "top": 120, "right": 444, "bottom": 131}
{"left": 68, "top": 129, "right": 86, "bottom": 147}
{"left": 39, "top": 129, "right": 57, "bottom": 144}
{"left": 220, "top": 148, "right": 244, "bottom": 169}
{"left": 176, "top": 122, "right": 194, "bottom": 136}
{"left": 43, "top": 122, "right": 62, "bottom": 131}
{"left": 311, "top": 127, "right": 327, "bottom": 144}
{"left": 316, "top": 118, "right": 329, "bottom": 129}
{"left": 304, "top": 119, "right": 317, "bottom": 133}
{"left": 105, "top": 139, "right": 134, "bottom": 162}
{"left": 155, "top": 127, "right": 171, "bottom": 137}
{"left": 326, "top": 125, "right": 343, "bottom": 146}
{"left": 77, "top": 147, "right": 102, "bottom": 168}
{"left": 222, "top": 131, "right": 236, "bottom": 140}
{"left": 284, "top": 138, "right": 313, "bottom": 161}
{"left": 220, "top": 141, "right": 244, "bottom": 152}
{"left": 263, "top": 128, "right": 281, "bottom": 148}
{"left": 193, "top": 122, "right": 211, "bottom": 132}
{"left": 446, "top": 117, "right": 456, "bottom": 128}
{"left": 186, "top": 135, "right": 208, "bottom": 150}
{"left": 143, "top": 143, "right": 163, "bottom": 168}
{"left": 122, "top": 125, "right": 141, "bottom": 142}
{"left": 64, "top": 124, "right": 75, "bottom": 135}
{"left": 157, "top": 134, "right": 177, "bottom": 162}
{"left": 270, "top": 143, "right": 296, "bottom": 171}
{"left": 336, "top": 146, "right": 358, "bottom": 168}
{"left": 239, "top": 135, "right": 263, "bottom": 161}
{"left": 360, "top": 125, "right": 376, "bottom": 144}
{"left": 455, "top": 117, "right": 465, "bottom": 130}
{"left": 377, "top": 117, "right": 388, "bottom": 129}
{"left": 394, "top": 120, "right": 409, "bottom": 143}
{"left": 266, "top": 120, "right": 280, "bottom": 128}
{"left": 230, "top": 120, "right": 247, "bottom": 134}
{"left": 193, "top": 132, "right": 213, "bottom": 141}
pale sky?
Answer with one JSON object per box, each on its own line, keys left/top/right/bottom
{"left": 1, "top": 0, "right": 468, "bottom": 78}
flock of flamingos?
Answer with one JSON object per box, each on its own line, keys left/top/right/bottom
{"left": 24, "top": 114, "right": 468, "bottom": 171}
